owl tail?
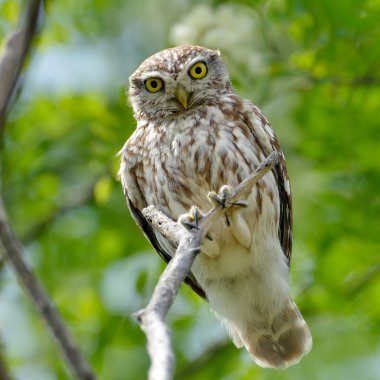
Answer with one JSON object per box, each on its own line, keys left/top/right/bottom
{"left": 237, "top": 300, "right": 312, "bottom": 369}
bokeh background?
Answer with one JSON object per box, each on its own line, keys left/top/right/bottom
{"left": 1, "top": 0, "right": 380, "bottom": 379}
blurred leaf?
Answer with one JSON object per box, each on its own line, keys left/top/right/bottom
{"left": 94, "top": 176, "right": 113, "bottom": 205}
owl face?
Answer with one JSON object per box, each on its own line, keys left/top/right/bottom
{"left": 128, "top": 45, "right": 232, "bottom": 120}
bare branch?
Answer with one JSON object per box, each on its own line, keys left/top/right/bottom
{"left": 142, "top": 206, "right": 183, "bottom": 246}
{"left": 0, "top": 175, "right": 106, "bottom": 268}
{"left": 134, "top": 221, "right": 197, "bottom": 380}
{"left": 0, "top": 1, "right": 97, "bottom": 379}
{"left": 0, "top": 0, "right": 43, "bottom": 132}
{"left": 0, "top": 197, "right": 97, "bottom": 380}
{"left": 136, "top": 151, "right": 278, "bottom": 380}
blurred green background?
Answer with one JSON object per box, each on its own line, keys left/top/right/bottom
{"left": 1, "top": 0, "right": 380, "bottom": 379}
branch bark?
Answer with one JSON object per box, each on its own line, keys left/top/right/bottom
{"left": 0, "top": 0, "right": 42, "bottom": 132}
{"left": 135, "top": 151, "right": 278, "bottom": 380}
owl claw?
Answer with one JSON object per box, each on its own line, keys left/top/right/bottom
{"left": 209, "top": 185, "right": 251, "bottom": 248}
{"left": 231, "top": 200, "right": 248, "bottom": 208}
{"left": 180, "top": 220, "right": 200, "bottom": 230}
{"left": 208, "top": 185, "right": 233, "bottom": 208}
{"left": 178, "top": 206, "right": 220, "bottom": 258}
{"left": 178, "top": 206, "right": 203, "bottom": 230}
{"left": 208, "top": 185, "right": 248, "bottom": 209}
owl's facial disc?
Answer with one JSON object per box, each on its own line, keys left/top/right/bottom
{"left": 128, "top": 46, "right": 232, "bottom": 120}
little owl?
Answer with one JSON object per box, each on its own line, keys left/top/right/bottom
{"left": 119, "top": 45, "right": 312, "bottom": 368}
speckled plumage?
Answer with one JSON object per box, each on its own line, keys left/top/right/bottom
{"left": 119, "top": 45, "right": 311, "bottom": 368}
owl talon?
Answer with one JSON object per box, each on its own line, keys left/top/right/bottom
{"left": 208, "top": 185, "right": 234, "bottom": 208}
{"left": 178, "top": 207, "right": 220, "bottom": 258}
{"left": 209, "top": 185, "right": 248, "bottom": 211}
{"left": 208, "top": 191, "right": 226, "bottom": 208}
{"left": 178, "top": 206, "right": 203, "bottom": 230}
{"left": 180, "top": 220, "right": 200, "bottom": 230}
{"left": 209, "top": 185, "right": 251, "bottom": 248}
{"left": 231, "top": 200, "right": 248, "bottom": 208}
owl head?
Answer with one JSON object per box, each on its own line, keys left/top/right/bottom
{"left": 128, "top": 45, "right": 232, "bottom": 121}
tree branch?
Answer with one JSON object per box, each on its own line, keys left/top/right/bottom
{"left": 0, "top": 1, "right": 97, "bottom": 379}
{"left": 0, "top": 197, "right": 97, "bottom": 380}
{"left": 0, "top": 0, "right": 43, "bottom": 133}
{"left": 135, "top": 151, "right": 278, "bottom": 380}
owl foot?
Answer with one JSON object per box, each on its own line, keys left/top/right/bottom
{"left": 208, "top": 185, "right": 251, "bottom": 249}
{"left": 178, "top": 206, "right": 220, "bottom": 258}
{"left": 208, "top": 185, "right": 248, "bottom": 209}
{"left": 178, "top": 206, "right": 203, "bottom": 231}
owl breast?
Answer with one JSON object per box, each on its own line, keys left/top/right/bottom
{"left": 123, "top": 97, "right": 279, "bottom": 219}
{"left": 158, "top": 103, "right": 277, "bottom": 217}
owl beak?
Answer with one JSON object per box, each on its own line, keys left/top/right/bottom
{"left": 175, "top": 85, "right": 188, "bottom": 109}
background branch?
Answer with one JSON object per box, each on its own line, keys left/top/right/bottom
{"left": 0, "top": 198, "right": 97, "bottom": 380}
{"left": 0, "top": 1, "right": 97, "bottom": 379}
{"left": 136, "top": 151, "right": 278, "bottom": 380}
{"left": 0, "top": 0, "right": 43, "bottom": 132}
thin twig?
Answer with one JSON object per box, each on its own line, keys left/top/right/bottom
{"left": 0, "top": 0, "right": 43, "bottom": 132}
{"left": 0, "top": 198, "right": 97, "bottom": 380}
{"left": 136, "top": 151, "right": 278, "bottom": 380}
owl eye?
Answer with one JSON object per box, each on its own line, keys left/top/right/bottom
{"left": 189, "top": 61, "right": 208, "bottom": 79}
{"left": 145, "top": 78, "right": 163, "bottom": 93}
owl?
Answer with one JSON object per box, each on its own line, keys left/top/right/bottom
{"left": 119, "top": 45, "right": 312, "bottom": 368}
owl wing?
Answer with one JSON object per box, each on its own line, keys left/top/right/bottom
{"left": 245, "top": 104, "right": 293, "bottom": 264}
{"left": 125, "top": 192, "right": 207, "bottom": 299}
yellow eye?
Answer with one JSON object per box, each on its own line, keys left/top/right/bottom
{"left": 189, "top": 61, "right": 207, "bottom": 79}
{"left": 145, "top": 78, "right": 163, "bottom": 93}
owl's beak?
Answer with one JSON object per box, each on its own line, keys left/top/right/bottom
{"left": 175, "top": 85, "right": 188, "bottom": 109}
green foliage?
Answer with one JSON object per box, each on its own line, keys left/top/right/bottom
{"left": 1, "top": 0, "right": 379, "bottom": 379}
